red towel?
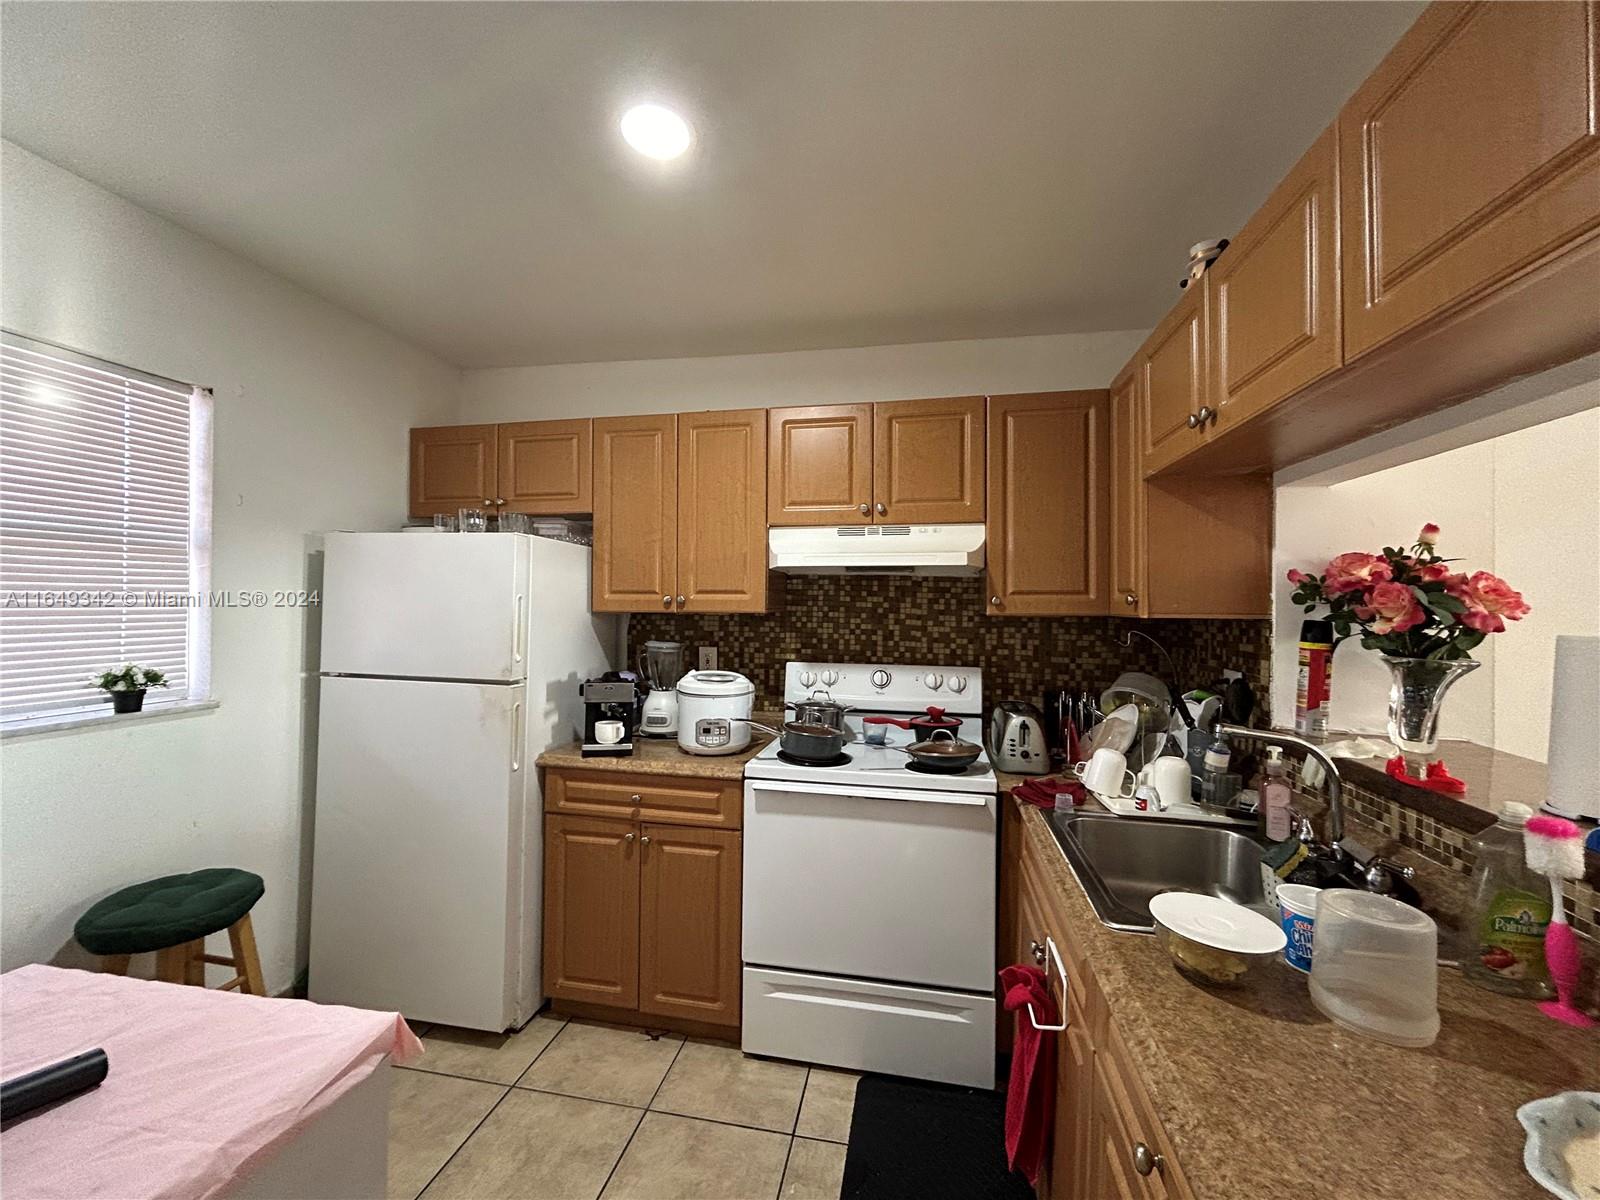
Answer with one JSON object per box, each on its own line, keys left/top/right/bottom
{"left": 999, "top": 963, "right": 1058, "bottom": 1184}
{"left": 1011, "top": 776, "right": 1084, "bottom": 810}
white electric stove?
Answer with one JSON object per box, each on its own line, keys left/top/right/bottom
{"left": 742, "top": 662, "right": 997, "bottom": 1088}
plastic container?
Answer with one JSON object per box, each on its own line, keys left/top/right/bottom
{"left": 1461, "top": 801, "right": 1554, "bottom": 998}
{"left": 1309, "top": 891, "right": 1439, "bottom": 1047}
{"left": 1276, "top": 883, "right": 1320, "bottom": 973}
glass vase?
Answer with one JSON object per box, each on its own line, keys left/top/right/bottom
{"left": 1383, "top": 656, "right": 1481, "bottom": 772}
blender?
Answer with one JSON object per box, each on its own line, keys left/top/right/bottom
{"left": 638, "top": 640, "right": 687, "bottom": 737}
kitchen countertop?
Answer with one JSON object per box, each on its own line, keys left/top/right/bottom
{"left": 537, "top": 727, "right": 775, "bottom": 780}
{"left": 1015, "top": 797, "right": 1597, "bottom": 1200}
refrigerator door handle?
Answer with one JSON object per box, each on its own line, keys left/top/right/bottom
{"left": 510, "top": 701, "right": 522, "bottom": 772}
{"left": 513, "top": 594, "right": 526, "bottom": 666}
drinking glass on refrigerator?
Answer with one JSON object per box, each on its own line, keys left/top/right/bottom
{"left": 433, "top": 513, "right": 457, "bottom": 532}
{"left": 458, "top": 508, "right": 487, "bottom": 533}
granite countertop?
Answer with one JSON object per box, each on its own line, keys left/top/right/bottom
{"left": 1015, "top": 798, "right": 1597, "bottom": 1200}
{"left": 537, "top": 716, "right": 780, "bottom": 780}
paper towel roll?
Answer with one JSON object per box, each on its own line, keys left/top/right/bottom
{"left": 1545, "top": 634, "right": 1599, "bottom": 820}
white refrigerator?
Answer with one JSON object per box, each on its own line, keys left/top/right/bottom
{"left": 308, "top": 531, "right": 615, "bottom": 1031}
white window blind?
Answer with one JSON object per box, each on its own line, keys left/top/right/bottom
{"left": 0, "top": 332, "right": 208, "bottom": 721}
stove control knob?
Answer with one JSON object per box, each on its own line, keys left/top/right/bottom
{"left": 821, "top": 670, "right": 839, "bottom": 687}
{"left": 798, "top": 670, "right": 817, "bottom": 688}
{"left": 948, "top": 675, "right": 968, "bottom": 694}
{"left": 870, "top": 669, "right": 891, "bottom": 690}
{"left": 923, "top": 672, "right": 943, "bottom": 690}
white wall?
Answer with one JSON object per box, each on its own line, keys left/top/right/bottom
{"left": 457, "top": 330, "right": 1145, "bottom": 422}
{"left": 1271, "top": 389, "right": 1600, "bottom": 761}
{"left": 0, "top": 142, "right": 460, "bottom": 987}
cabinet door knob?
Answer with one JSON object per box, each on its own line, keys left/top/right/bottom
{"left": 495, "top": 498, "right": 506, "bottom": 506}
{"left": 624, "top": 832, "right": 635, "bottom": 843}
{"left": 1197, "top": 405, "right": 1215, "bottom": 426}
{"left": 990, "top": 595, "right": 1003, "bottom": 608}
{"left": 640, "top": 835, "right": 651, "bottom": 846}
{"left": 484, "top": 498, "right": 495, "bottom": 506}
{"left": 1030, "top": 940, "right": 1046, "bottom": 966}
{"left": 662, "top": 595, "right": 672, "bottom": 608}
{"left": 629, "top": 794, "right": 641, "bottom": 803}
{"left": 1185, "top": 412, "right": 1200, "bottom": 429}
{"left": 875, "top": 502, "right": 887, "bottom": 516}
{"left": 1133, "top": 1144, "right": 1164, "bottom": 1177}
{"left": 1125, "top": 592, "right": 1138, "bottom": 606}
{"left": 858, "top": 503, "right": 870, "bottom": 515}
{"left": 676, "top": 595, "right": 686, "bottom": 609}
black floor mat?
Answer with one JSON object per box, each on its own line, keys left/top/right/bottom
{"left": 840, "top": 1073, "right": 1036, "bottom": 1200}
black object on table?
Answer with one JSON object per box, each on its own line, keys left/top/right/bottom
{"left": 1, "top": 1048, "right": 109, "bottom": 1123}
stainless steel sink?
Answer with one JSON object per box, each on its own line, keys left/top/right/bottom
{"left": 1044, "top": 810, "right": 1272, "bottom": 933}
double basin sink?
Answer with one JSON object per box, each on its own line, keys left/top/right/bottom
{"left": 1044, "top": 809, "right": 1273, "bottom": 933}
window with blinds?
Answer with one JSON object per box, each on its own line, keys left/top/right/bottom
{"left": 0, "top": 332, "right": 209, "bottom": 723}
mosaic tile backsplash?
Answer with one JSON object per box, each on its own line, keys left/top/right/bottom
{"left": 627, "top": 574, "right": 1271, "bottom": 718}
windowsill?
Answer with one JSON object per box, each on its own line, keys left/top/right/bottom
{"left": 1, "top": 698, "right": 220, "bottom": 740}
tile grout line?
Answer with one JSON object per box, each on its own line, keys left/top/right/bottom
{"left": 591, "top": 1031, "right": 689, "bottom": 1200}
{"left": 773, "top": 1067, "right": 811, "bottom": 1200}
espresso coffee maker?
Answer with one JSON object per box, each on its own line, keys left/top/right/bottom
{"left": 581, "top": 674, "right": 638, "bottom": 758}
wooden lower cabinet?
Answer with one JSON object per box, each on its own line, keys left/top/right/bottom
{"left": 543, "top": 776, "right": 742, "bottom": 1031}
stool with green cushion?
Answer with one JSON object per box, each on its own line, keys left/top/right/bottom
{"left": 74, "top": 868, "right": 266, "bottom": 995}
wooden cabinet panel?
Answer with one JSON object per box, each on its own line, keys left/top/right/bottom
{"left": 498, "top": 419, "right": 591, "bottom": 514}
{"left": 545, "top": 769, "right": 742, "bottom": 829}
{"left": 543, "top": 815, "right": 639, "bottom": 1009}
{"left": 409, "top": 425, "right": 497, "bottom": 518}
{"left": 985, "top": 392, "right": 1109, "bottom": 616}
{"left": 1053, "top": 1011, "right": 1094, "bottom": 1200}
{"left": 873, "top": 396, "right": 985, "bottom": 524}
{"left": 1138, "top": 282, "right": 1208, "bottom": 476}
{"left": 767, "top": 405, "right": 873, "bottom": 525}
{"left": 677, "top": 409, "right": 768, "bottom": 613}
{"left": 1108, "top": 369, "right": 1144, "bottom": 617}
{"left": 639, "top": 825, "right": 741, "bottom": 1027}
{"left": 1340, "top": 2, "right": 1600, "bottom": 359}
{"left": 593, "top": 415, "right": 677, "bottom": 613}
{"left": 1209, "top": 125, "right": 1342, "bottom": 432}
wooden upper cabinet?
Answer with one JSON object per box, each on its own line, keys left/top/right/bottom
{"left": 593, "top": 414, "right": 677, "bottom": 613}
{"left": 677, "top": 409, "right": 768, "bottom": 613}
{"left": 409, "top": 425, "right": 497, "bottom": 518}
{"left": 1340, "top": 2, "right": 1600, "bottom": 360}
{"left": 543, "top": 815, "right": 639, "bottom": 1009}
{"left": 1138, "top": 280, "right": 1208, "bottom": 476}
{"left": 986, "top": 392, "right": 1109, "bottom": 616}
{"left": 767, "top": 405, "right": 873, "bottom": 525}
{"left": 873, "top": 396, "right": 985, "bottom": 524}
{"left": 638, "top": 825, "right": 741, "bottom": 1027}
{"left": 1209, "top": 125, "right": 1342, "bottom": 433}
{"left": 498, "top": 419, "right": 591, "bottom": 514}
{"left": 1107, "top": 370, "right": 1145, "bottom": 617}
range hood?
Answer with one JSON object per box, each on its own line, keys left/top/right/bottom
{"left": 768, "top": 524, "right": 986, "bottom": 575}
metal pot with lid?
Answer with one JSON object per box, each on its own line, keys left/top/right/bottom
{"left": 785, "top": 689, "right": 851, "bottom": 732}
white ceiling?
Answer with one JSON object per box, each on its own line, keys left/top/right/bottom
{"left": 1, "top": 2, "right": 1422, "bottom": 368}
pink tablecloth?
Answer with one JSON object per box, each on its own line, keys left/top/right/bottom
{"left": 1, "top": 963, "right": 423, "bottom": 1199}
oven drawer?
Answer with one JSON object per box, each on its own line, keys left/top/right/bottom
{"left": 743, "top": 966, "right": 996, "bottom": 1089}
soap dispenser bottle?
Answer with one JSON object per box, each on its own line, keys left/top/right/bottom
{"left": 1258, "top": 746, "right": 1293, "bottom": 841}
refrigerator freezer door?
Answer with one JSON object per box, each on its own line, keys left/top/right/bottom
{"left": 320, "top": 532, "right": 531, "bottom": 681}
{"left": 310, "top": 675, "right": 528, "bottom": 1030}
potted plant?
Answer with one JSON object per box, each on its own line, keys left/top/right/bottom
{"left": 94, "top": 664, "right": 169, "bottom": 714}
{"left": 1286, "top": 524, "right": 1529, "bottom": 772}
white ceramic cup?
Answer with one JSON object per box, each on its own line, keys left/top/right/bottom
{"left": 1142, "top": 756, "right": 1193, "bottom": 811}
{"left": 594, "top": 719, "right": 625, "bottom": 745}
{"left": 1074, "top": 747, "right": 1137, "bottom": 799}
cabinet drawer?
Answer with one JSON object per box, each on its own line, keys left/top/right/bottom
{"left": 1098, "top": 1017, "right": 1192, "bottom": 1200}
{"left": 545, "top": 769, "right": 741, "bottom": 828}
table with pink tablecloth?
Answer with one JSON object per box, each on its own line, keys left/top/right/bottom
{"left": 1, "top": 963, "right": 422, "bottom": 1199}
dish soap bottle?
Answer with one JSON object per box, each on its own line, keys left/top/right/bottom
{"left": 1462, "top": 802, "right": 1554, "bottom": 998}
{"left": 1258, "top": 747, "right": 1293, "bottom": 841}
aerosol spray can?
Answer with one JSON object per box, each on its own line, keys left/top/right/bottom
{"left": 1295, "top": 619, "right": 1333, "bottom": 736}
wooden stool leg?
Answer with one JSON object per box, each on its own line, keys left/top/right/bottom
{"left": 226, "top": 913, "right": 266, "bottom": 996}
{"left": 155, "top": 944, "right": 189, "bottom": 984}
{"left": 185, "top": 938, "right": 206, "bottom": 986}
{"left": 101, "top": 954, "right": 131, "bottom": 976}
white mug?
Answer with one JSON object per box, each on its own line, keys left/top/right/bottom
{"left": 1141, "top": 756, "right": 1193, "bottom": 811}
{"left": 594, "top": 719, "right": 625, "bottom": 745}
{"left": 1074, "top": 748, "right": 1137, "bottom": 799}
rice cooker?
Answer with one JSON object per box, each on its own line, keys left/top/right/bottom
{"left": 676, "top": 670, "right": 756, "bottom": 755}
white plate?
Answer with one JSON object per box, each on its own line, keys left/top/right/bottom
{"left": 1150, "top": 892, "right": 1286, "bottom": 956}
{"left": 1081, "top": 706, "right": 1139, "bottom": 757}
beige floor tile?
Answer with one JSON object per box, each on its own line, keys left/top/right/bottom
{"left": 516, "top": 1020, "right": 683, "bottom": 1107}
{"left": 420, "top": 1089, "right": 641, "bottom": 1200}
{"left": 388, "top": 1068, "right": 505, "bottom": 1200}
{"left": 780, "top": 1138, "right": 848, "bottom": 1200}
{"left": 651, "top": 1041, "right": 807, "bottom": 1133}
{"left": 599, "top": 1112, "right": 790, "bottom": 1200}
{"left": 411, "top": 1013, "right": 567, "bottom": 1084}
{"left": 794, "top": 1068, "right": 859, "bottom": 1143}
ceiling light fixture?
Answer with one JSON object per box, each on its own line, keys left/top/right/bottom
{"left": 620, "top": 103, "right": 692, "bottom": 160}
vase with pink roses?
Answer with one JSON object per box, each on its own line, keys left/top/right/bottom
{"left": 1286, "top": 523, "right": 1530, "bottom": 771}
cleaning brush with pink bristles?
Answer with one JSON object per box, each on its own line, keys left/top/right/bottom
{"left": 1523, "top": 814, "right": 1596, "bottom": 1029}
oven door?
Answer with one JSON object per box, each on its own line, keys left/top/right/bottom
{"left": 742, "top": 778, "right": 996, "bottom": 992}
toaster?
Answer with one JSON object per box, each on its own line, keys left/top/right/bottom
{"left": 990, "top": 701, "right": 1050, "bottom": 775}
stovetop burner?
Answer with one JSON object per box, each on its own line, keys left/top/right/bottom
{"left": 776, "top": 750, "right": 853, "bottom": 768}
{"left": 904, "top": 759, "right": 975, "bottom": 776}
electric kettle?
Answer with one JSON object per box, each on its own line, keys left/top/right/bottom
{"left": 990, "top": 701, "right": 1050, "bottom": 775}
